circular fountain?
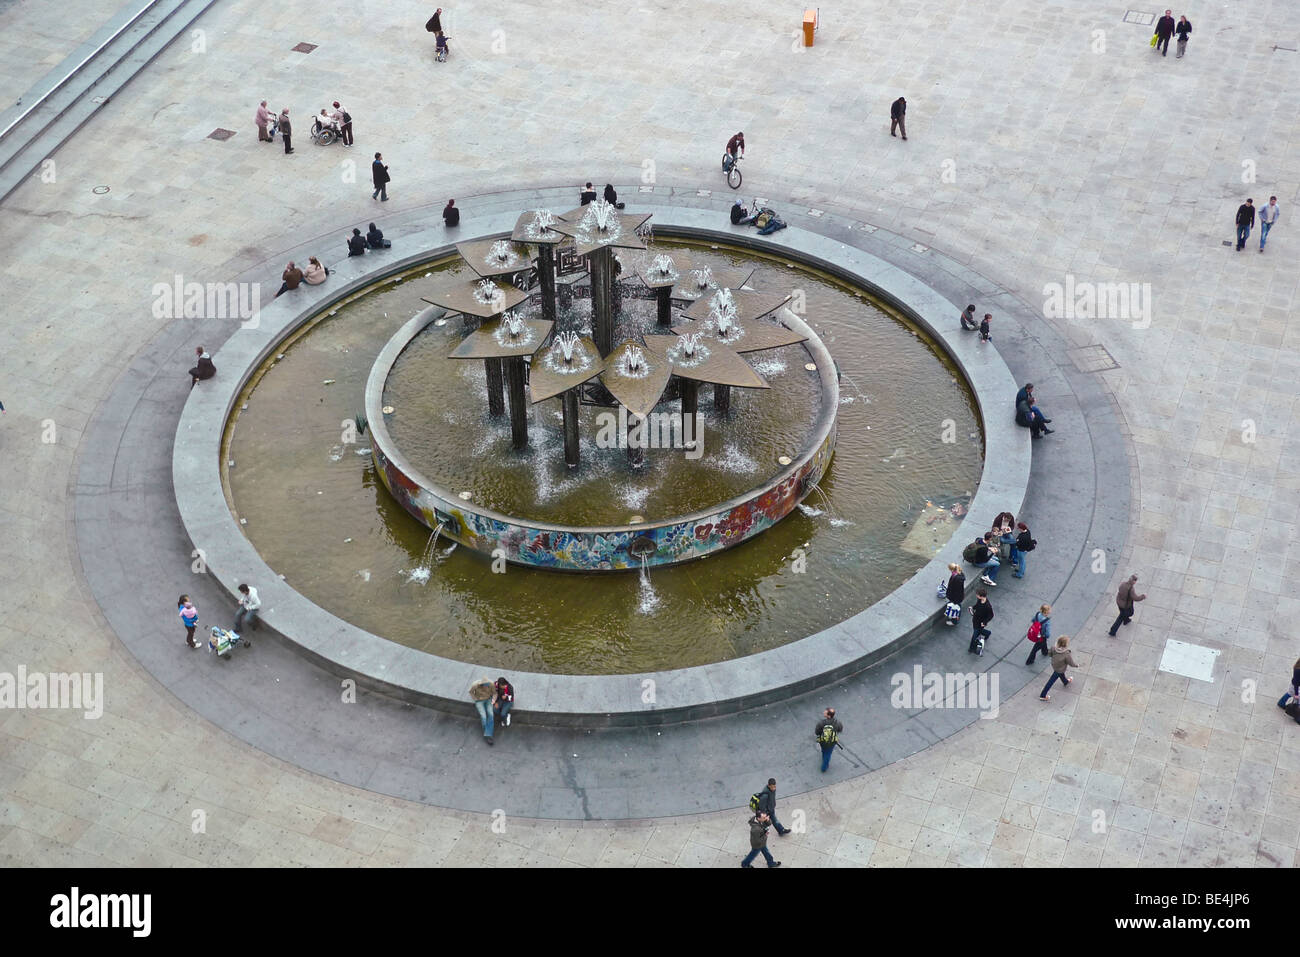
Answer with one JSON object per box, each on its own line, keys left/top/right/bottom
{"left": 201, "top": 196, "right": 994, "bottom": 687}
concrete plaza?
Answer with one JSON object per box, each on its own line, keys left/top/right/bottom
{"left": 1, "top": 0, "right": 1298, "bottom": 867}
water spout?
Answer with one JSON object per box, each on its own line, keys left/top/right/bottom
{"left": 681, "top": 332, "right": 700, "bottom": 357}
{"left": 504, "top": 311, "right": 525, "bottom": 337}
{"left": 652, "top": 254, "right": 675, "bottom": 278}
{"left": 709, "top": 288, "right": 738, "bottom": 336}
{"left": 555, "top": 330, "right": 579, "bottom": 363}
{"left": 692, "top": 265, "right": 713, "bottom": 290}
{"left": 591, "top": 198, "right": 618, "bottom": 232}
{"left": 626, "top": 345, "right": 644, "bottom": 371}
{"left": 488, "top": 240, "right": 513, "bottom": 265}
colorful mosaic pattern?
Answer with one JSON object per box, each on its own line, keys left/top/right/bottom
{"left": 372, "top": 428, "right": 836, "bottom": 572}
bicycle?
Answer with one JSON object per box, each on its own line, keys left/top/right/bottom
{"left": 721, "top": 152, "right": 743, "bottom": 189}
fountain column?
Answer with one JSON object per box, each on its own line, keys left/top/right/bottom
{"left": 713, "top": 383, "right": 731, "bottom": 413}
{"left": 484, "top": 358, "right": 506, "bottom": 416}
{"left": 681, "top": 379, "right": 699, "bottom": 420}
{"left": 656, "top": 287, "right": 672, "bottom": 327}
{"left": 589, "top": 247, "right": 614, "bottom": 357}
{"left": 562, "top": 389, "right": 580, "bottom": 468}
{"left": 505, "top": 357, "right": 528, "bottom": 448}
{"left": 627, "top": 413, "right": 645, "bottom": 469}
{"left": 536, "top": 245, "right": 557, "bottom": 326}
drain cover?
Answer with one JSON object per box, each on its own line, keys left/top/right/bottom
{"left": 208, "top": 128, "right": 236, "bottom": 141}
{"left": 292, "top": 41, "right": 318, "bottom": 53}
{"left": 91, "top": 185, "right": 110, "bottom": 194}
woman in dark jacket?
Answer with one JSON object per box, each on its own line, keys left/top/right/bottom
{"left": 188, "top": 347, "right": 216, "bottom": 388}
{"left": 1279, "top": 657, "right": 1300, "bottom": 710}
{"left": 944, "top": 562, "right": 965, "bottom": 626}
{"left": 1174, "top": 16, "right": 1192, "bottom": 57}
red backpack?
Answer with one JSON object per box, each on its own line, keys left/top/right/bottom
{"left": 1026, "top": 618, "right": 1043, "bottom": 643}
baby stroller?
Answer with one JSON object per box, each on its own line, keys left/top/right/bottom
{"left": 310, "top": 116, "right": 343, "bottom": 146}
{"left": 435, "top": 32, "right": 450, "bottom": 62}
{"left": 208, "top": 625, "right": 250, "bottom": 660}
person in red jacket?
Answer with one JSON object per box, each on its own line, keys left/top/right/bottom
{"left": 493, "top": 676, "right": 514, "bottom": 727}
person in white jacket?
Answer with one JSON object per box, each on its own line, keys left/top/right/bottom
{"left": 234, "top": 583, "right": 261, "bottom": 633}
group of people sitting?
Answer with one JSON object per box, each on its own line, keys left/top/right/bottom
{"left": 730, "top": 199, "right": 787, "bottom": 235}
{"left": 348, "top": 222, "right": 392, "bottom": 256}
{"left": 274, "top": 257, "right": 330, "bottom": 297}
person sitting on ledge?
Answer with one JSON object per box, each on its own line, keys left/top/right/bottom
{"left": 275, "top": 260, "right": 303, "bottom": 298}
{"left": 579, "top": 182, "right": 597, "bottom": 205}
{"left": 730, "top": 199, "right": 756, "bottom": 225}
{"left": 960, "top": 304, "right": 978, "bottom": 330}
{"left": 603, "top": 183, "right": 624, "bottom": 209}
{"left": 347, "top": 228, "right": 367, "bottom": 256}
{"left": 443, "top": 198, "right": 460, "bottom": 227}
{"left": 1014, "top": 383, "right": 1053, "bottom": 438}
{"left": 303, "top": 256, "right": 329, "bottom": 284}
{"left": 188, "top": 346, "right": 216, "bottom": 389}
{"left": 366, "top": 222, "right": 391, "bottom": 249}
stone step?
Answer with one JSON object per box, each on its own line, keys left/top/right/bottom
{"left": 0, "top": 0, "right": 220, "bottom": 203}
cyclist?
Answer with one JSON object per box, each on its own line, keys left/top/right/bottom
{"left": 725, "top": 131, "right": 745, "bottom": 165}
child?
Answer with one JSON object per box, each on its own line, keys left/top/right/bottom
{"left": 979, "top": 313, "right": 992, "bottom": 342}
{"left": 178, "top": 595, "right": 200, "bottom": 649}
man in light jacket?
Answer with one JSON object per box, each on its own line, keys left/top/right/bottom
{"left": 1108, "top": 574, "right": 1146, "bottom": 636}
{"left": 234, "top": 583, "right": 261, "bottom": 633}
{"left": 1258, "top": 196, "right": 1280, "bottom": 252}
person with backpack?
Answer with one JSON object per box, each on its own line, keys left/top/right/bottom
{"left": 469, "top": 677, "right": 495, "bottom": 745}
{"left": 963, "top": 533, "right": 1001, "bottom": 586}
{"left": 751, "top": 779, "right": 790, "bottom": 836}
{"left": 1012, "top": 521, "right": 1036, "bottom": 578}
{"left": 1040, "top": 636, "right": 1079, "bottom": 701}
{"left": 1024, "top": 604, "right": 1052, "bottom": 665}
{"left": 968, "top": 588, "right": 994, "bottom": 655}
{"left": 944, "top": 562, "right": 965, "bottom": 625}
{"left": 741, "top": 812, "right": 781, "bottom": 867}
{"left": 815, "top": 707, "right": 842, "bottom": 772}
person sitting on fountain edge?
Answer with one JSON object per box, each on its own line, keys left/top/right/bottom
{"left": 366, "top": 222, "right": 391, "bottom": 249}
{"left": 188, "top": 346, "right": 216, "bottom": 389}
{"left": 1015, "top": 383, "right": 1053, "bottom": 437}
{"left": 443, "top": 198, "right": 459, "bottom": 227}
{"left": 603, "top": 183, "right": 624, "bottom": 209}
{"left": 493, "top": 676, "right": 514, "bottom": 727}
{"left": 347, "top": 228, "right": 367, "bottom": 256}
{"left": 579, "top": 182, "right": 598, "bottom": 205}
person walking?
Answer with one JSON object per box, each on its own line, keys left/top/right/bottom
{"left": 426, "top": 7, "right": 443, "bottom": 35}
{"left": 275, "top": 261, "right": 304, "bottom": 298}
{"left": 741, "top": 812, "right": 782, "bottom": 867}
{"left": 469, "top": 676, "right": 495, "bottom": 744}
{"left": 944, "top": 562, "right": 966, "bottom": 626}
{"left": 1235, "top": 198, "right": 1255, "bottom": 250}
{"left": 754, "top": 779, "right": 790, "bottom": 837}
{"left": 333, "top": 101, "right": 353, "bottom": 146}
{"left": 188, "top": 346, "right": 216, "bottom": 388}
{"left": 372, "top": 153, "right": 390, "bottom": 201}
{"left": 889, "top": 97, "right": 907, "bottom": 139}
{"left": 178, "top": 595, "right": 200, "bottom": 649}
{"left": 1108, "top": 574, "right": 1146, "bottom": 636}
{"left": 1153, "top": 10, "right": 1175, "bottom": 55}
{"left": 1174, "top": 16, "right": 1192, "bottom": 57}
{"left": 960, "top": 304, "right": 978, "bottom": 330}
{"left": 968, "top": 588, "right": 993, "bottom": 655}
{"left": 1258, "top": 196, "right": 1280, "bottom": 252}
{"left": 815, "top": 707, "right": 842, "bottom": 772}
{"left": 233, "top": 583, "right": 261, "bottom": 633}
{"left": 278, "top": 109, "right": 293, "bottom": 154}
{"left": 1040, "top": 635, "right": 1079, "bottom": 701}
{"left": 493, "top": 676, "right": 514, "bottom": 727}
{"left": 1013, "top": 521, "right": 1036, "bottom": 577}
{"left": 1024, "top": 603, "right": 1053, "bottom": 665}
{"left": 256, "top": 100, "right": 274, "bottom": 142}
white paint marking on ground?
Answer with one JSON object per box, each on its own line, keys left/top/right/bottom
{"left": 1159, "top": 638, "right": 1220, "bottom": 682}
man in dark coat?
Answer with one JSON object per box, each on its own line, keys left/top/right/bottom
{"left": 969, "top": 588, "right": 994, "bottom": 655}
{"left": 1154, "top": 10, "right": 1175, "bottom": 55}
{"left": 443, "top": 199, "right": 459, "bottom": 227}
{"left": 188, "top": 347, "right": 216, "bottom": 388}
{"left": 347, "top": 229, "right": 367, "bottom": 256}
{"left": 741, "top": 813, "right": 781, "bottom": 867}
{"left": 1108, "top": 574, "right": 1146, "bottom": 636}
{"left": 755, "top": 779, "right": 790, "bottom": 836}
{"left": 372, "top": 153, "right": 390, "bottom": 201}
{"left": 426, "top": 7, "right": 442, "bottom": 34}
{"left": 890, "top": 97, "right": 907, "bottom": 139}
{"left": 278, "top": 109, "right": 293, "bottom": 154}
{"left": 1235, "top": 198, "right": 1255, "bottom": 250}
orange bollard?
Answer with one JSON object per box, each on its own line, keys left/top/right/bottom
{"left": 802, "top": 9, "right": 816, "bottom": 46}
